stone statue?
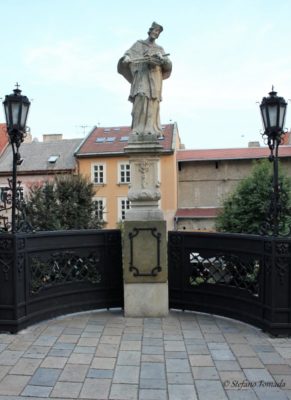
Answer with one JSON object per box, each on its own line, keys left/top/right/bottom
{"left": 118, "top": 22, "right": 172, "bottom": 140}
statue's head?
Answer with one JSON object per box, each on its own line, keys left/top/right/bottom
{"left": 148, "top": 22, "right": 163, "bottom": 36}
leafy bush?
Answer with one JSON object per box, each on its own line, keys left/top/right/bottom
{"left": 25, "top": 175, "right": 104, "bottom": 231}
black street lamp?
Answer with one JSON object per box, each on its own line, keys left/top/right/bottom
{"left": 259, "top": 88, "right": 288, "bottom": 236}
{"left": 2, "top": 84, "right": 30, "bottom": 233}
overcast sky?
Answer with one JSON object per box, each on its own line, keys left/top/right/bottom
{"left": 1, "top": 0, "right": 291, "bottom": 149}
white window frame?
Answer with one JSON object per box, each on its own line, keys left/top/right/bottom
{"left": 91, "top": 163, "right": 106, "bottom": 185}
{"left": 92, "top": 197, "right": 107, "bottom": 222}
{"left": 118, "top": 162, "right": 131, "bottom": 184}
{"left": 118, "top": 197, "right": 131, "bottom": 221}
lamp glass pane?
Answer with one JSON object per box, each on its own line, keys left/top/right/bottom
{"left": 279, "top": 105, "right": 287, "bottom": 129}
{"left": 268, "top": 104, "right": 277, "bottom": 127}
{"left": 11, "top": 100, "right": 21, "bottom": 126}
{"left": 20, "top": 104, "right": 29, "bottom": 129}
{"left": 261, "top": 106, "right": 267, "bottom": 130}
{"left": 4, "top": 103, "right": 9, "bottom": 126}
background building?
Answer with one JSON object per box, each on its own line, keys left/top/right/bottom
{"left": 176, "top": 141, "right": 291, "bottom": 231}
{"left": 75, "top": 123, "right": 181, "bottom": 229}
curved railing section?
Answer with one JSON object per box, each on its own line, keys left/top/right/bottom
{"left": 168, "top": 231, "right": 291, "bottom": 337}
{"left": 0, "top": 229, "right": 123, "bottom": 333}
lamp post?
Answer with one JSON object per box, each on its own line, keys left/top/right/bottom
{"left": 2, "top": 84, "right": 30, "bottom": 233}
{"left": 259, "top": 87, "right": 288, "bottom": 236}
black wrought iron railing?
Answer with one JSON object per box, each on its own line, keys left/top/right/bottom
{"left": 0, "top": 229, "right": 123, "bottom": 333}
{"left": 168, "top": 231, "right": 291, "bottom": 336}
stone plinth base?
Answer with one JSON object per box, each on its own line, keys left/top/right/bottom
{"left": 124, "top": 282, "right": 169, "bottom": 317}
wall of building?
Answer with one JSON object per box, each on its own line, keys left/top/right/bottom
{"left": 178, "top": 157, "right": 291, "bottom": 230}
{"left": 78, "top": 152, "right": 178, "bottom": 230}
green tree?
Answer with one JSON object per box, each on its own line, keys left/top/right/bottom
{"left": 25, "top": 175, "right": 104, "bottom": 231}
{"left": 216, "top": 159, "right": 291, "bottom": 235}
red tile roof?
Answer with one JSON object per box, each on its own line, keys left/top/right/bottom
{"left": 75, "top": 125, "right": 175, "bottom": 156}
{"left": 175, "top": 208, "right": 221, "bottom": 218}
{"left": 177, "top": 146, "right": 291, "bottom": 162}
{"left": 0, "top": 124, "right": 8, "bottom": 153}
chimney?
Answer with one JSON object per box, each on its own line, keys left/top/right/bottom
{"left": 248, "top": 141, "right": 260, "bottom": 148}
{"left": 43, "top": 134, "right": 63, "bottom": 142}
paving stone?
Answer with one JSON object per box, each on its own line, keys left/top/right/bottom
{"left": 258, "top": 352, "right": 285, "bottom": 365}
{"left": 139, "top": 389, "right": 167, "bottom": 400}
{"left": 141, "top": 354, "right": 165, "bottom": 363}
{"left": 230, "top": 344, "right": 256, "bottom": 357}
{"left": 117, "top": 351, "right": 141, "bottom": 366}
{"left": 59, "top": 364, "right": 88, "bottom": 382}
{"left": 33, "top": 336, "right": 58, "bottom": 346}
{"left": 164, "top": 340, "right": 186, "bottom": 352}
{"left": 165, "top": 351, "right": 188, "bottom": 359}
{"left": 140, "top": 363, "right": 165, "bottom": 380}
{"left": 29, "top": 367, "right": 62, "bottom": 386}
{"left": 91, "top": 356, "right": 116, "bottom": 369}
{"left": 48, "top": 348, "right": 72, "bottom": 357}
{"left": 0, "top": 350, "right": 24, "bottom": 366}
{"left": 167, "top": 372, "right": 194, "bottom": 384}
{"left": 219, "top": 370, "right": 247, "bottom": 388}
{"left": 76, "top": 337, "right": 99, "bottom": 347}
{"left": 189, "top": 354, "right": 214, "bottom": 367}
{"left": 139, "top": 378, "right": 167, "bottom": 389}
{"left": 0, "top": 375, "right": 30, "bottom": 395}
{"left": 120, "top": 341, "right": 142, "bottom": 351}
{"left": 166, "top": 358, "right": 190, "bottom": 373}
{"left": 100, "top": 335, "right": 121, "bottom": 345}
{"left": 113, "top": 365, "right": 140, "bottom": 384}
{"left": 21, "top": 384, "right": 52, "bottom": 398}
{"left": 223, "top": 334, "right": 248, "bottom": 344}
{"left": 192, "top": 366, "right": 219, "bottom": 379}
{"left": 87, "top": 368, "right": 114, "bottom": 379}
{"left": 67, "top": 352, "right": 93, "bottom": 364}
{"left": 267, "top": 364, "right": 291, "bottom": 375}
{"left": 109, "top": 384, "right": 138, "bottom": 400}
{"left": 243, "top": 367, "right": 274, "bottom": 382}
{"left": 96, "top": 343, "right": 119, "bottom": 357}
{"left": 143, "top": 338, "right": 163, "bottom": 346}
{"left": 70, "top": 346, "right": 91, "bottom": 354}
{"left": 195, "top": 380, "right": 227, "bottom": 400}
{"left": 238, "top": 357, "right": 264, "bottom": 368}
{"left": 51, "top": 381, "right": 82, "bottom": 398}
{"left": 252, "top": 344, "right": 274, "bottom": 352}
{"left": 168, "top": 384, "right": 197, "bottom": 400}
{"left": 142, "top": 346, "right": 164, "bottom": 355}
{"left": 122, "top": 334, "right": 143, "bottom": 341}
{"left": 204, "top": 334, "right": 226, "bottom": 342}
{"left": 57, "top": 335, "right": 80, "bottom": 344}
{"left": 226, "top": 389, "right": 258, "bottom": 399}
{"left": 40, "top": 356, "right": 68, "bottom": 368}
{"left": 52, "top": 342, "right": 75, "bottom": 350}
{"left": 62, "top": 328, "right": 83, "bottom": 335}
{"left": 8, "top": 341, "right": 32, "bottom": 352}
{"left": 10, "top": 358, "right": 41, "bottom": 375}
{"left": 80, "top": 378, "right": 111, "bottom": 399}
{"left": 272, "top": 375, "right": 291, "bottom": 390}
{"left": 0, "top": 366, "right": 11, "bottom": 381}
{"left": 24, "top": 346, "right": 50, "bottom": 359}
{"left": 210, "top": 349, "right": 236, "bottom": 361}
{"left": 182, "top": 330, "right": 203, "bottom": 339}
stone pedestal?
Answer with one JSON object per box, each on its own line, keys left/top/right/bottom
{"left": 122, "top": 138, "right": 168, "bottom": 317}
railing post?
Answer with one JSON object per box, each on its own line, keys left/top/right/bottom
{"left": 263, "top": 237, "right": 291, "bottom": 336}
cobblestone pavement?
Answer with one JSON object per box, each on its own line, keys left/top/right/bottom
{"left": 0, "top": 309, "right": 291, "bottom": 399}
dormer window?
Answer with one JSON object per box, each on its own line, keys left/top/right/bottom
{"left": 48, "top": 155, "right": 59, "bottom": 163}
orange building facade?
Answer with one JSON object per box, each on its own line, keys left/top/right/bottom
{"left": 75, "top": 123, "right": 181, "bottom": 230}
